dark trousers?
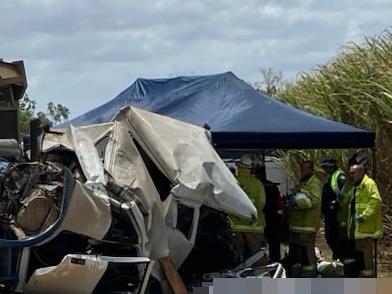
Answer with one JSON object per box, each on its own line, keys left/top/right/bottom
{"left": 325, "top": 219, "right": 345, "bottom": 260}
{"left": 337, "top": 237, "right": 350, "bottom": 261}
{"left": 288, "top": 232, "right": 317, "bottom": 277}
{"left": 265, "top": 226, "right": 281, "bottom": 262}
{"left": 346, "top": 238, "right": 377, "bottom": 277}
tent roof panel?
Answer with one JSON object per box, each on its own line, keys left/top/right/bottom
{"left": 65, "top": 72, "right": 375, "bottom": 149}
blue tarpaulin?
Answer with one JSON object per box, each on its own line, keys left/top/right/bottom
{"left": 65, "top": 72, "right": 375, "bottom": 149}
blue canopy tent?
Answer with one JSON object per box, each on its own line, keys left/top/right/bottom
{"left": 65, "top": 72, "right": 375, "bottom": 149}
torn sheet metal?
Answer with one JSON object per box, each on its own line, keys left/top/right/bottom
{"left": 60, "top": 181, "right": 111, "bottom": 240}
{"left": 70, "top": 125, "right": 107, "bottom": 186}
{"left": 114, "top": 106, "right": 257, "bottom": 220}
{"left": 42, "top": 121, "right": 169, "bottom": 259}
{"left": 102, "top": 122, "right": 169, "bottom": 259}
{"left": 42, "top": 123, "right": 113, "bottom": 153}
{"left": 25, "top": 254, "right": 108, "bottom": 294}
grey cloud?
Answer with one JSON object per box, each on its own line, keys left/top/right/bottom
{"left": 1, "top": 0, "right": 391, "bottom": 117}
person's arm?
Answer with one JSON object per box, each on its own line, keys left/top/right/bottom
{"left": 361, "top": 181, "right": 382, "bottom": 220}
{"left": 294, "top": 177, "right": 322, "bottom": 209}
{"left": 294, "top": 191, "right": 313, "bottom": 209}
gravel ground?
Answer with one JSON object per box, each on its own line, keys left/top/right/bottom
{"left": 315, "top": 225, "right": 392, "bottom": 277}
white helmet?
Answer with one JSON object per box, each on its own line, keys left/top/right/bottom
{"left": 294, "top": 192, "right": 311, "bottom": 207}
{"left": 239, "top": 154, "right": 261, "bottom": 168}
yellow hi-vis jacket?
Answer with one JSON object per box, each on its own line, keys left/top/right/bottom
{"left": 230, "top": 167, "right": 266, "bottom": 233}
{"left": 288, "top": 174, "right": 322, "bottom": 233}
{"left": 347, "top": 174, "right": 383, "bottom": 239}
{"left": 330, "top": 169, "right": 345, "bottom": 195}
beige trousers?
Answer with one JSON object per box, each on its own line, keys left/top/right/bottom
{"left": 232, "top": 231, "right": 266, "bottom": 258}
{"left": 355, "top": 238, "right": 376, "bottom": 277}
{"left": 289, "top": 231, "right": 317, "bottom": 267}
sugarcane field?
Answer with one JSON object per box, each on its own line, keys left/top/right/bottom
{"left": 1, "top": 2, "right": 392, "bottom": 294}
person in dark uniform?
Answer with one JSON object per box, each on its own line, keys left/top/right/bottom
{"left": 320, "top": 155, "right": 346, "bottom": 260}
{"left": 254, "top": 164, "right": 284, "bottom": 263}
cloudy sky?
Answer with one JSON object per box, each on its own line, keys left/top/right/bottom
{"left": 2, "top": 0, "right": 392, "bottom": 118}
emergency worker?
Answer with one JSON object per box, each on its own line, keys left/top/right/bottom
{"left": 320, "top": 155, "right": 346, "bottom": 260}
{"left": 286, "top": 160, "right": 322, "bottom": 277}
{"left": 230, "top": 154, "right": 266, "bottom": 259}
{"left": 254, "top": 164, "right": 283, "bottom": 262}
{"left": 348, "top": 164, "right": 383, "bottom": 277}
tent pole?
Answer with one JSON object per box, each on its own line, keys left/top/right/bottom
{"left": 372, "top": 147, "right": 377, "bottom": 178}
{"left": 371, "top": 147, "right": 378, "bottom": 277}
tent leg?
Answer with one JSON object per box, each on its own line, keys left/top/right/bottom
{"left": 374, "top": 239, "right": 378, "bottom": 277}
{"left": 371, "top": 147, "right": 377, "bottom": 178}
{"left": 371, "top": 147, "right": 378, "bottom": 278}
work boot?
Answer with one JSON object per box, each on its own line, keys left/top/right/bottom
{"left": 343, "top": 258, "right": 357, "bottom": 277}
{"left": 289, "top": 263, "right": 302, "bottom": 277}
{"left": 359, "top": 270, "right": 374, "bottom": 278}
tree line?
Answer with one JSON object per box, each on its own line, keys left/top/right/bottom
{"left": 19, "top": 94, "right": 70, "bottom": 135}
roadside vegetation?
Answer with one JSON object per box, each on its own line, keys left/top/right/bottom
{"left": 265, "top": 29, "right": 392, "bottom": 252}
{"left": 19, "top": 94, "right": 70, "bottom": 135}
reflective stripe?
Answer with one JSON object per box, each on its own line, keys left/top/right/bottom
{"left": 356, "top": 203, "right": 369, "bottom": 209}
{"left": 302, "top": 265, "right": 316, "bottom": 271}
{"left": 356, "top": 231, "right": 383, "bottom": 239}
{"left": 232, "top": 225, "right": 264, "bottom": 233}
{"left": 331, "top": 169, "right": 344, "bottom": 194}
{"left": 289, "top": 225, "right": 317, "bottom": 233}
